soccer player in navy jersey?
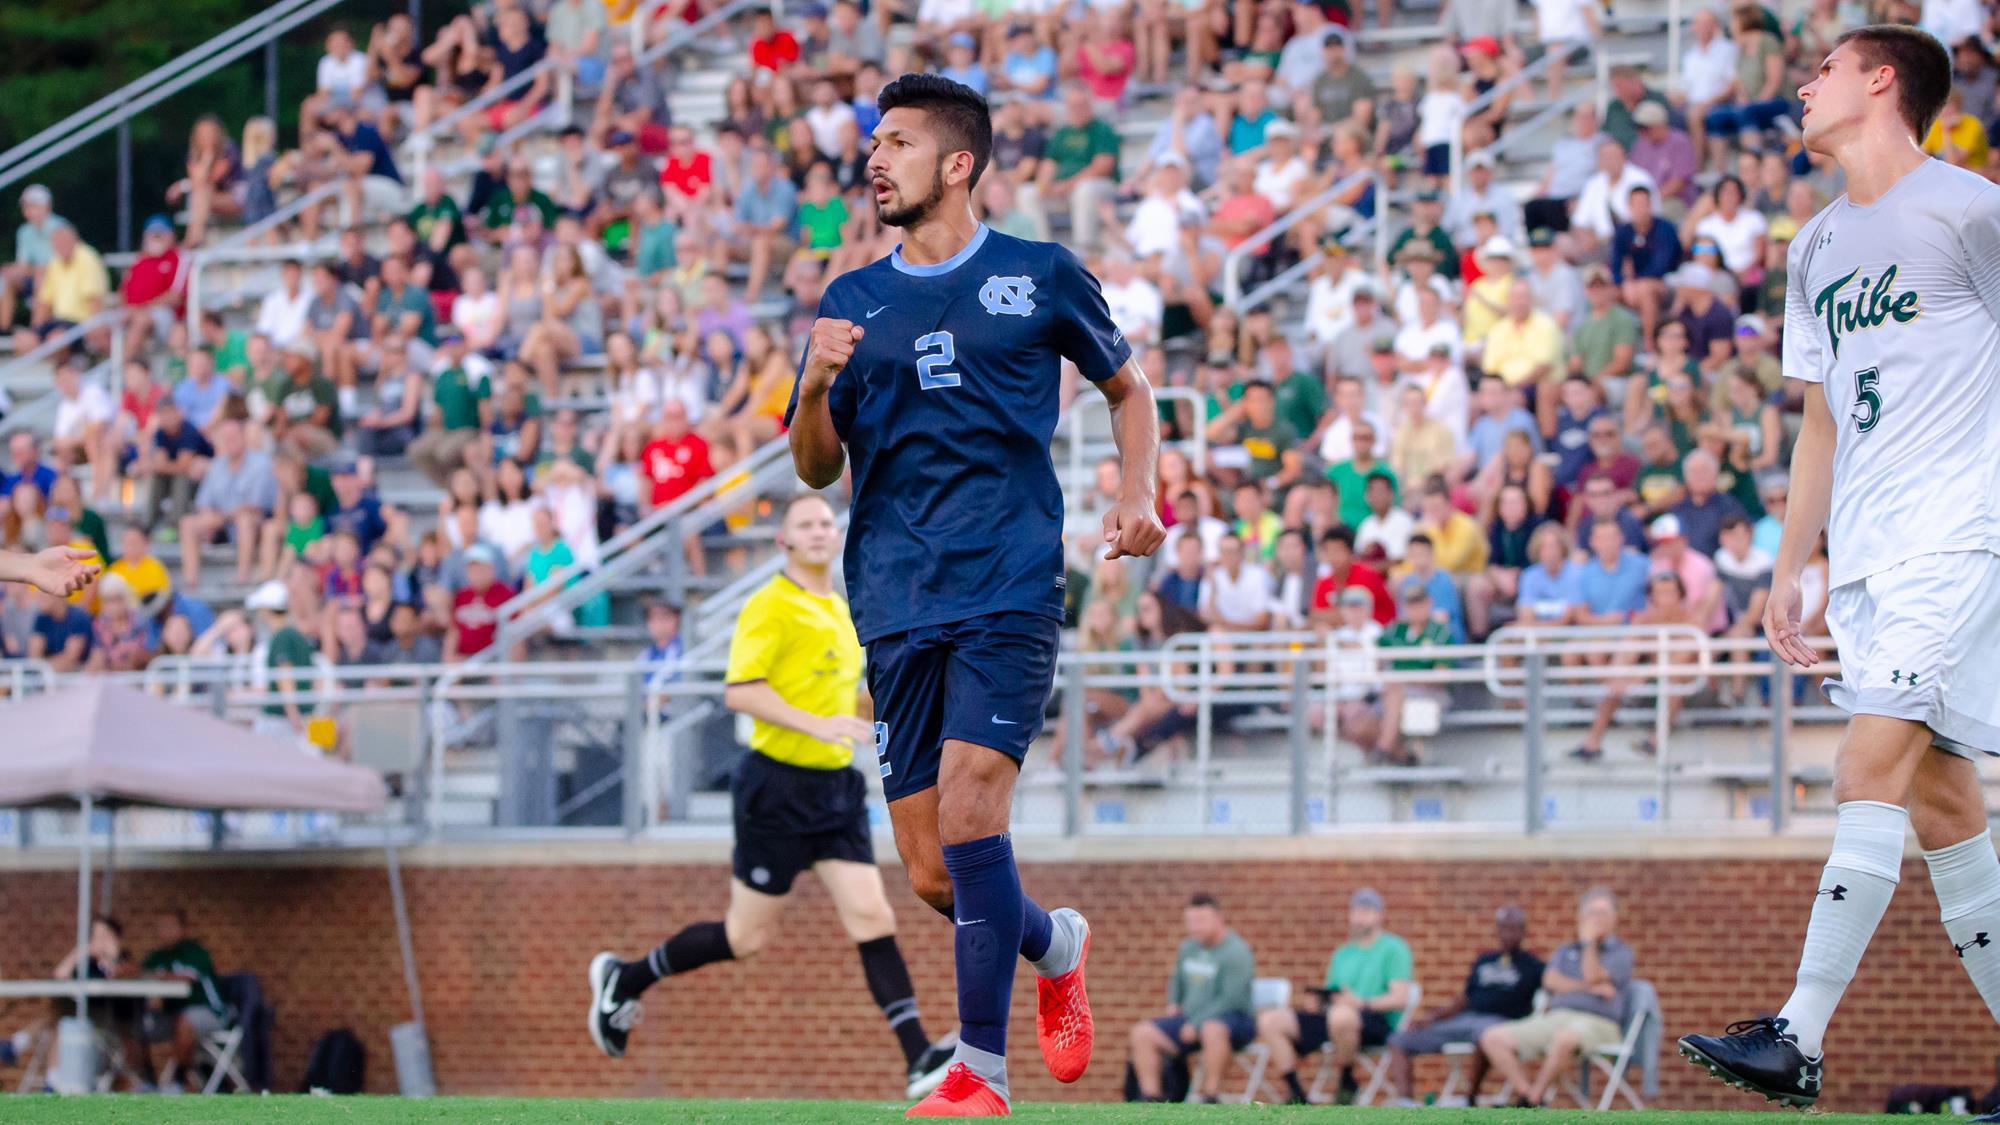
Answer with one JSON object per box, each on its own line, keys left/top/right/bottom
{"left": 787, "top": 74, "right": 1165, "bottom": 1117}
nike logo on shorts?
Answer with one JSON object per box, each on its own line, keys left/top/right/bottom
{"left": 955, "top": 917, "right": 986, "bottom": 926}
{"left": 866, "top": 305, "right": 890, "bottom": 318}
{"left": 991, "top": 715, "right": 1018, "bottom": 725}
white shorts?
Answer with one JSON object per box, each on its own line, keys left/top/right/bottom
{"left": 1824, "top": 550, "right": 2000, "bottom": 759}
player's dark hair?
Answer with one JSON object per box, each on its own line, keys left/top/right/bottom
{"left": 876, "top": 73, "right": 993, "bottom": 189}
{"left": 1835, "top": 25, "right": 1952, "bottom": 140}
{"left": 1320, "top": 525, "right": 1356, "bottom": 550}
{"left": 1188, "top": 893, "right": 1221, "bottom": 910}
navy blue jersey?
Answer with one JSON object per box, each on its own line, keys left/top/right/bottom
{"left": 786, "top": 224, "right": 1132, "bottom": 644}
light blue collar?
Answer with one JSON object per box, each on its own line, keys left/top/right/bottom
{"left": 890, "top": 224, "right": 990, "bottom": 277}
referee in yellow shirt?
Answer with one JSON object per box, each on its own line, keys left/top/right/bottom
{"left": 589, "top": 494, "right": 953, "bottom": 1095}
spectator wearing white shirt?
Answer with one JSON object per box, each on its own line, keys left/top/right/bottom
{"left": 1679, "top": 9, "right": 1740, "bottom": 153}
{"left": 50, "top": 357, "right": 115, "bottom": 491}
{"left": 1568, "top": 138, "right": 1657, "bottom": 254}
{"left": 1251, "top": 120, "right": 1313, "bottom": 211}
{"left": 1524, "top": 227, "right": 1586, "bottom": 329}
{"left": 305, "top": 28, "right": 373, "bottom": 143}
{"left": 803, "top": 78, "right": 859, "bottom": 160}
{"left": 1355, "top": 473, "right": 1417, "bottom": 563}
{"left": 1392, "top": 243, "right": 1459, "bottom": 327}
{"left": 1269, "top": 527, "right": 1317, "bottom": 629}
{"left": 255, "top": 260, "right": 314, "bottom": 350}
{"left": 1316, "top": 373, "right": 1392, "bottom": 463}
{"left": 1162, "top": 489, "right": 1231, "bottom": 565}
{"left": 1393, "top": 286, "right": 1464, "bottom": 374}
{"left": 1444, "top": 151, "right": 1525, "bottom": 247}
{"left": 1531, "top": 0, "right": 1600, "bottom": 101}
{"left": 1198, "top": 533, "right": 1275, "bottom": 632}
{"left": 1303, "top": 239, "right": 1375, "bottom": 354}
{"left": 1098, "top": 250, "right": 1165, "bottom": 348}
{"left": 1123, "top": 156, "right": 1206, "bottom": 263}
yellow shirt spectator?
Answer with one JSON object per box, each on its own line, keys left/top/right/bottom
{"left": 1391, "top": 417, "right": 1459, "bottom": 491}
{"left": 1423, "top": 511, "right": 1490, "bottom": 575}
{"left": 725, "top": 573, "right": 864, "bottom": 770}
{"left": 40, "top": 241, "right": 109, "bottom": 324}
{"left": 1923, "top": 111, "right": 1990, "bottom": 170}
{"left": 107, "top": 554, "right": 172, "bottom": 609}
{"left": 1462, "top": 272, "right": 1513, "bottom": 343}
{"left": 1482, "top": 310, "right": 1566, "bottom": 388}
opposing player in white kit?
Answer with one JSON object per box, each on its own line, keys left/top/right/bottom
{"left": 1678, "top": 25, "right": 2000, "bottom": 1110}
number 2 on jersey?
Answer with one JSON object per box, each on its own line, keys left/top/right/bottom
{"left": 1852, "top": 366, "right": 1881, "bottom": 433}
{"left": 915, "top": 331, "right": 960, "bottom": 390}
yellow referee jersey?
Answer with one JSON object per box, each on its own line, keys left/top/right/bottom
{"left": 724, "top": 573, "right": 864, "bottom": 770}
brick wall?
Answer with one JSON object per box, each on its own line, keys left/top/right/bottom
{"left": 0, "top": 845, "right": 1989, "bottom": 1109}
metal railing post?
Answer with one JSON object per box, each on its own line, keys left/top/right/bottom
{"left": 1656, "top": 630, "right": 1671, "bottom": 825}
{"left": 1288, "top": 649, "right": 1309, "bottom": 835}
{"left": 1770, "top": 659, "right": 1792, "bottom": 834}
{"left": 1668, "top": 0, "right": 1684, "bottom": 93}
{"left": 1062, "top": 658, "right": 1085, "bottom": 838}
{"left": 1195, "top": 636, "right": 1213, "bottom": 830}
{"left": 116, "top": 118, "right": 133, "bottom": 255}
{"left": 1596, "top": 49, "right": 1611, "bottom": 121}
{"left": 622, "top": 671, "right": 645, "bottom": 835}
{"left": 265, "top": 38, "right": 280, "bottom": 123}
{"left": 1524, "top": 651, "right": 1546, "bottom": 833}
{"left": 1373, "top": 171, "right": 1390, "bottom": 276}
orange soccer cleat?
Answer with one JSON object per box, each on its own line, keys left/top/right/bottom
{"left": 905, "top": 1063, "right": 1010, "bottom": 1117}
{"left": 1035, "top": 912, "right": 1093, "bottom": 1083}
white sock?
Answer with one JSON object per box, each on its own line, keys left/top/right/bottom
{"left": 1925, "top": 829, "right": 2000, "bottom": 1025}
{"left": 952, "top": 1040, "right": 1009, "bottom": 1103}
{"left": 1776, "top": 799, "right": 1907, "bottom": 1058}
{"left": 1031, "top": 907, "right": 1086, "bottom": 978}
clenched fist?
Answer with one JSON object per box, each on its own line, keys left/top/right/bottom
{"left": 803, "top": 317, "right": 864, "bottom": 396}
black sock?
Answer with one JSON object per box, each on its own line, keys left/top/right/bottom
{"left": 1284, "top": 1071, "right": 1308, "bottom": 1104}
{"left": 858, "top": 935, "right": 932, "bottom": 1068}
{"left": 616, "top": 921, "right": 732, "bottom": 1001}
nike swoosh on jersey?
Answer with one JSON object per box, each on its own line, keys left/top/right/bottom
{"left": 955, "top": 918, "right": 987, "bottom": 926}
{"left": 991, "top": 715, "right": 1018, "bottom": 725}
{"left": 866, "top": 305, "right": 890, "bottom": 318}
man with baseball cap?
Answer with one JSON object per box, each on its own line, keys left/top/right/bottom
{"left": 2, "top": 185, "right": 60, "bottom": 333}
{"left": 1255, "top": 887, "right": 1415, "bottom": 1104}
{"left": 1383, "top": 905, "right": 1545, "bottom": 1106}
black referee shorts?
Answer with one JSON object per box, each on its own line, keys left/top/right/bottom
{"left": 730, "top": 750, "right": 875, "bottom": 896}
{"left": 1295, "top": 1006, "right": 1395, "bottom": 1053}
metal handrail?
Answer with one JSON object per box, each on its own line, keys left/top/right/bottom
{"left": 1447, "top": 45, "right": 1579, "bottom": 199}
{"left": 1221, "top": 166, "right": 1375, "bottom": 308}
{"left": 0, "top": 0, "right": 350, "bottom": 191}
{"left": 0, "top": 308, "right": 126, "bottom": 394}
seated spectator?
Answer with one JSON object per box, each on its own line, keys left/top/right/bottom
{"left": 1575, "top": 518, "right": 1653, "bottom": 629}
{"left": 1751, "top": 473, "right": 1786, "bottom": 559}
{"left": 1460, "top": 375, "right": 1539, "bottom": 479}
{"left": 1327, "top": 423, "right": 1397, "bottom": 535}
{"left": 1633, "top": 424, "right": 1688, "bottom": 516}
{"left": 1479, "top": 888, "right": 1634, "bottom": 1107}
{"left": 127, "top": 909, "right": 224, "bottom": 1092}
{"left": 409, "top": 337, "right": 490, "bottom": 487}
{"left": 1466, "top": 484, "right": 1544, "bottom": 638}
{"left": 28, "top": 584, "right": 92, "bottom": 672}
{"left": 264, "top": 345, "right": 342, "bottom": 460}
{"left": 120, "top": 216, "right": 187, "bottom": 355}
{"left": 1548, "top": 377, "right": 1612, "bottom": 489}
{"left": 1392, "top": 534, "right": 1468, "bottom": 642}
{"left": 1355, "top": 472, "right": 1415, "bottom": 564}
{"left": 1389, "top": 380, "right": 1461, "bottom": 493}
{"left": 5, "top": 432, "right": 62, "bottom": 501}
{"left": 1230, "top": 480, "right": 1282, "bottom": 562}
{"left": 1570, "top": 266, "right": 1641, "bottom": 388}
{"left": 1609, "top": 187, "right": 1681, "bottom": 344}
{"left": 1384, "top": 905, "right": 1544, "bottom": 1107}
{"left": 1312, "top": 526, "right": 1393, "bottom": 626}
{"left": 1714, "top": 513, "right": 1773, "bottom": 702}
{"left": 1370, "top": 581, "right": 1456, "bottom": 763}
{"left": 1152, "top": 528, "right": 1207, "bottom": 615}
{"left": 1415, "top": 480, "right": 1490, "bottom": 578}
{"left": 1040, "top": 86, "right": 1122, "bottom": 255}
{"left": 0, "top": 185, "right": 59, "bottom": 335}
{"left": 1923, "top": 86, "right": 1991, "bottom": 170}
{"left": 1627, "top": 102, "right": 1696, "bottom": 212}
{"left": 1571, "top": 139, "right": 1656, "bottom": 258}
{"left": 1573, "top": 473, "right": 1647, "bottom": 554}
{"left": 255, "top": 261, "right": 313, "bottom": 351}
{"left": 1198, "top": 533, "right": 1273, "bottom": 634}
{"left": 1256, "top": 888, "right": 1415, "bottom": 1105}
{"left": 1515, "top": 523, "right": 1583, "bottom": 630}
{"left": 14, "top": 221, "right": 110, "bottom": 355}
{"left": 1480, "top": 281, "right": 1563, "bottom": 415}
{"left": 1701, "top": 5, "right": 1790, "bottom": 160}
{"left": 248, "top": 579, "right": 317, "bottom": 740}
{"left": 179, "top": 418, "right": 277, "bottom": 588}
{"left": 356, "top": 346, "right": 424, "bottom": 457}
{"left": 1126, "top": 893, "right": 1257, "bottom": 1104}
{"left": 1670, "top": 449, "right": 1749, "bottom": 557}
{"left": 446, "top": 544, "right": 514, "bottom": 662}
{"left": 107, "top": 523, "right": 173, "bottom": 619}
{"left": 49, "top": 357, "right": 115, "bottom": 490}
{"left": 1572, "top": 569, "right": 1704, "bottom": 759}
{"left": 1647, "top": 512, "right": 1724, "bottom": 631}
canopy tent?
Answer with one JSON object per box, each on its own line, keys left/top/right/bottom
{"left": 0, "top": 681, "right": 425, "bottom": 1092}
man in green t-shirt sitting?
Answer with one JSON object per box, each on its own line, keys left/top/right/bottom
{"left": 1126, "top": 893, "right": 1258, "bottom": 1103}
{"left": 139, "top": 908, "right": 228, "bottom": 1089}
{"left": 1037, "top": 85, "right": 1120, "bottom": 254}
{"left": 1370, "top": 581, "right": 1455, "bottom": 765}
{"left": 1256, "top": 887, "right": 1415, "bottom": 1104}
{"left": 409, "top": 336, "right": 492, "bottom": 486}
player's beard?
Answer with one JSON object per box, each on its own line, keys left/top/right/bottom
{"left": 876, "top": 159, "right": 946, "bottom": 228}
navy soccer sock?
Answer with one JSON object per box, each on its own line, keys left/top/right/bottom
{"left": 942, "top": 833, "right": 1028, "bottom": 1082}
{"left": 1020, "top": 895, "right": 1053, "bottom": 965}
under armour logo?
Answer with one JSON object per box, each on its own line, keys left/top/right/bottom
{"left": 979, "top": 275, "right": 1037, "bottom": 317}
{"left": 1891, "top": 669, "right": 1920, "bottom": 686}
{"left": 1817, "top": 884, "right": 1847, "bottom": 901}
{"left": 1798, "top": 1065, "right": 1821, "bottom": 1092}
{"left": 1957, "top": 933, "right": 1992, "bottom": 958}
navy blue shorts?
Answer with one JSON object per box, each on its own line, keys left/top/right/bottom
{"left": 865, "top": 611, "right": 1061, "bottom": 803}
{"left": 1153, "top": 1011, "right": 1258, "bottom": 1054}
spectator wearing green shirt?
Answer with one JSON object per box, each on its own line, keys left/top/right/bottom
{"left": 1327, "top": 419, "right": 1397, "bottom": 533}
{"left": 264, "top": 347, "right": 342, "bottom": 461}
{"left": 248, "top": 579, "right": 317, "bottom": 739}
{"left": 1257, "top": 887, "right": 1416, "bottom": 1105}
{"left": 409, "top": 337, "right": 491, "bottom": 486}
{"left": 371, "top": 255, "right": 436, "bottom": 355}
{"left": 630, "top": 189, "right": 678, "bottom": 281}
{"left": 1263, "top": 337, "right": 1326, "bottom": 440}
{"left": 480, "top": 161, "right": 559, "bottom": 239}
{"left": 198, "top": 312, "right": 251, "bottom": 383}
{"left": 139, "top": 908, "right": 227, "bottom": 1088}
{"left": 407, "top": 168, "right": 467, "bottom": 253}
{"left": 1371, "top": 582, "right": 1455, "bottom": 764}
{"left": 1569, "top": 266, "right": 1641, "bottom": 384}
{"left": 795, "top": 162, "right": 852, "bottom": 270}
{"left": 1127, "top": 893, "right": 1258, "bottom": 1103}
{"left": 1205, "top": 380, "right": 1299, "bottom": 482}
{"left": 1038, "top": 86, "right": 1120, "bottom": 254}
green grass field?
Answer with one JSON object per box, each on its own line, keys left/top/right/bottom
{"left": 0, "top": 1102, "right": 1918, "bottom": 1124}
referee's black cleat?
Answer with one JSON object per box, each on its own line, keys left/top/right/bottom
{"left": 905, "top": 1032, "right": 957, "bottom": 1099}
{"left": 1678, "top": 1017, "right": 1822, "bottom": 1107}
{"left": 588, "top": 952, "right": 643, "bottom": 1059}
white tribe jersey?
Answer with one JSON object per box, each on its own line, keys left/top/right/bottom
{"left": 1783, "top": 158, "right": 2000, "bottom": 590}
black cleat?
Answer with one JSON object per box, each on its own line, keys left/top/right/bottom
{"left": 587, "top": 952, "right": 643, "bottom": 1059}
{"left": 1974, "top": 1114, "right": 2000, "bottom": 1124}
{"left": 1679, "top": 1017, "right": 1822, "bottom": 1107}
{"left": 906, "top": 1032, "right": 958, "bottom": 1099}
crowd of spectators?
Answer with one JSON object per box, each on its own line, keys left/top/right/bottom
{"left": 0, "top": 0, "right": 1996, "bottom": 752}
{"left": 1121, "top": 887, "right": 1637, "bottom": 1106}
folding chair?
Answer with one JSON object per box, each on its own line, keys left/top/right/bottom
{"left": 1559, "top": 979, "right": 1659, "bottom": 1111}
{"left": 1188, "top": 977, "right": 1290, "bottom": 1104}
{"left": 1439, "top": 989, "right": 1546, "bottom": 1106}
{"left": 1332, "top": 982, "right": 1423, "bottom": 1105}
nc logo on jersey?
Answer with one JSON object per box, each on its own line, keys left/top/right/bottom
{"left": 979, "top": 275, "right": 1037, "bottom": 317}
